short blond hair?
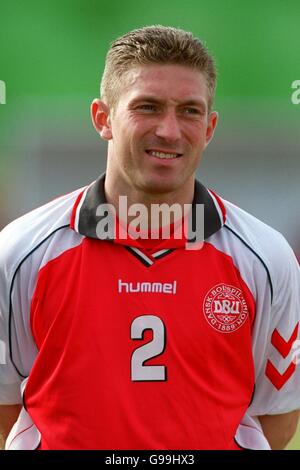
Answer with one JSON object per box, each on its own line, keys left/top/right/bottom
{"left": 101, "top": 25, "right": 217, "bottom": 113}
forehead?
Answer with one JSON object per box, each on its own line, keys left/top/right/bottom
{"left": 119, "top": 64, "right": 209, "bottom": 105}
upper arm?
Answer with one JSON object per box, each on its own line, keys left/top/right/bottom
{"left": 0, "top": 225, "right": 38, "bottom": 406}
{"left": 0, "top": 230, "right": 22, "bottom": 404}
{"left": 248, "top": 237, "right": 300, "bottom": 416}
{"left": 257, "top": 410, "right": 300, "bottom": 449}
{"left": 236, "top": 242, "right": 300, "bottom": 450}
{"left": 0, "top": 404, "right": 22, "bottom": 448}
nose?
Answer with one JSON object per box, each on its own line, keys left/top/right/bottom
{"left": 155, "top": 109, "right": 181, "bottom": 142}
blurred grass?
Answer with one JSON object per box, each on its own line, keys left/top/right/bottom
{"left": 286, "top": 422, "right": 300, "bottom": 450}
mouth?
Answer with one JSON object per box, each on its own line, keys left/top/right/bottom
{"left": 146, "top": 149, "right": 183, "bottom": 160}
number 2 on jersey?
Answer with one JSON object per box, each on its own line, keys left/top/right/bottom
{"left": 131, "top": 315, "right": 166, "bottom": 381}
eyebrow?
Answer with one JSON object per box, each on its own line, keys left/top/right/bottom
{"left": 130, "top": 95, "right": 207, "bottom": 110}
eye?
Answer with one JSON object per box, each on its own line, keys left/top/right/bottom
{"left": 136, "top": 104, "right": 158, "bottom": 112}
{"left": 183, "top": 107, "right": 201, "bottom": 115}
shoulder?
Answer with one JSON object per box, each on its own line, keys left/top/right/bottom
{"left": 0, "top": 187, "right": 85, "bottom": 285}
{"left": 223, "top": 199, "right": 296, "bottom": 265}
{"left": 221, "top": 199, "right": 299, "bottom": 295}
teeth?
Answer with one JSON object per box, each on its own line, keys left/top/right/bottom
{"left": 149, "top": 151, "right": 179, "bottom": 159}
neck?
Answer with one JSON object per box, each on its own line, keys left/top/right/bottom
{"left": 104, "top": 173, "right": 195, "bottom": 230}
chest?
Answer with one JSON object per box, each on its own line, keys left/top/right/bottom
{"left": 30, "top": 239, "right": 255, "bottom": 387}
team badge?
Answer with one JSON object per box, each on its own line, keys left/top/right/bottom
{"left": 203, "top": 283, "right": 248, "bottom": 333}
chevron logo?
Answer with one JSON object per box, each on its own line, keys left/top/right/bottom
{"left": 266, "top": 360, "right": 296, "bottom": 390}
{"left": 271, "top": 323, "right": 299, "bottom": 358}
{"left": 265, "top": 323, "right": 299, "bottom": 390}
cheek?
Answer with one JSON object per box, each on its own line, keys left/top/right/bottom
{"left": 111, "top": 124, "right": 131, "bottom": 147}
{"left": 185, "top": 126, "right": 207, "bottom": 148}
{"left": 113, "top": 127, "right": 143, "bottom": 159}
{"left": 130, "top": 119, "right": 152, "bottom": 137}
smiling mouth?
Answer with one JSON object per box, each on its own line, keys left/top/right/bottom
{"left": 146, "top": 150, "right": 183, "bottom": 159}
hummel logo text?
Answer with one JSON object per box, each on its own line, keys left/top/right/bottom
{"left": 118, "top": 279, "right": 177, "bottom": 294}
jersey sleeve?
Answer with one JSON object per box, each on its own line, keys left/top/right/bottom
{"left": 0, "top": 189, "right": 82, "bottom": 406}
{"left": 0, "top": 223, "right": 38, "bottom": 405}
{"left": 248, "top": 235, "right": 300, "bottom": 416}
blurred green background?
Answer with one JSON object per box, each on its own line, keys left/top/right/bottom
{"left": 0, "top": 0, "right": 299, "bottom": 449}
{"left": 0, "top": 0, "right": 299, "bottom": 250}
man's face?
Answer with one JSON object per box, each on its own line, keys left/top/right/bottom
{"left": 94, "top": 64, "right": 217, "bottom": 195}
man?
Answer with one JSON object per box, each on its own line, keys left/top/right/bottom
{"left": 0, "top": 26, "right": 299, "bottom": 450}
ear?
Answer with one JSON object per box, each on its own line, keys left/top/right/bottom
{"left": 205, "top": 111, "right": 218, "bottom": 147}
{"left": 90, "top": 99, "right": 112, "bottom": 140}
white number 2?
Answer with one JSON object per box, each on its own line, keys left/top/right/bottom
{"left": 131, "top": 315, "right": 166, "bottom": 381}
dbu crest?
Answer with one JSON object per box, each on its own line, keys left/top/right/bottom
{"left": 203, "top": 284, "right": 248, "bottom": 333}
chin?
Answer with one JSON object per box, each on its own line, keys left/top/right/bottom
{"left": 141, "top": 179, "right": 182, "bottom": 195}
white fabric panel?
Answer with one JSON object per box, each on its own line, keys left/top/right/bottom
{"left": 235, "top": 413, "right": 271, "bottom": 450}
{"left": 5, "top": 406, "right": 41, "bottom": 450}
{"left": 9, "top": 228, "right": 84, "bottom": 378}
{"left": 0, "top": 188, "right": 84, "bottom": 404}
{"left": 249, "top": 237, "right": 300, "bottom": 415}
{"left": 5, "top": 378, "right": 41, "bottom": 450}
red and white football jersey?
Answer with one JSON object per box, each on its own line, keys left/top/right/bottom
{"left": 0, "top": 174, "right": 299, "bottom": 450}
